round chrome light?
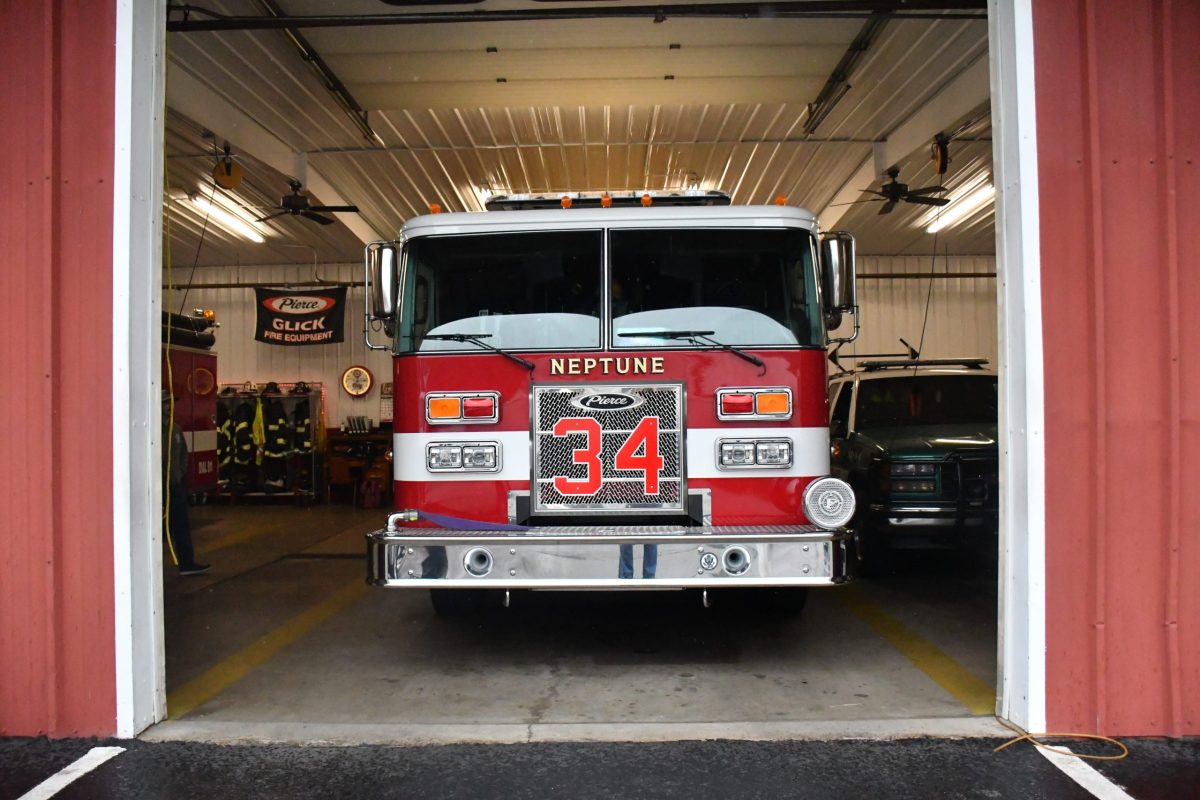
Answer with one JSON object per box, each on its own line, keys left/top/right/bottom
{"left": 802, "top": 476, "right": 856, "bottom": 530}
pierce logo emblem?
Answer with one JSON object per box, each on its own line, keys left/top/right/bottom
{"left": 572, "top": 392, "right": 642, "bottom": 412}
{"left": 263, "top": 295, "right": 336, "bottom": 314}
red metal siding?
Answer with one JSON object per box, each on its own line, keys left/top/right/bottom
{"left": 0, "top": 1, "right": 117, "bottom": 736}
{"left": 1035, "top": 0, "right": 1199, "bottom": 735}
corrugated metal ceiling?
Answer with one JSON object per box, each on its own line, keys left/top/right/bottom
{"left": 165, "top": 1, "right": 992, "bottom": 263}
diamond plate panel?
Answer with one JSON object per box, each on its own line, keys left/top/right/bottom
{"left": 532, "top": 383, "right": 685, "bottom": 515}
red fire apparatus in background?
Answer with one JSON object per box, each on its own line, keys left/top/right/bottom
{"left": 364, "top": 191, "right": 859, "bottom": 614}
{"left": 162, "top": 311, "right": 219, "bottom": 496}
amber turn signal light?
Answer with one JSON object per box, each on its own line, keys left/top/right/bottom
{"left": 755, "top": 392, "right": 790, "bottom": 415}
{"left": 428, "top": 397, "right": 461, "bottom": 419}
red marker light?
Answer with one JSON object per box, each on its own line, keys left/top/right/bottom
{"left": 463, "top": 396, "right": 497, "bottom": 418}
{"left": 720, "top": 393, "right": 754, "bottom": 415}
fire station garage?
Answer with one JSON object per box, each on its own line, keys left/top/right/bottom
{"left": 148, "top": 1, "right": 1005, "bottom": 742}
{"left": 5, "top": 0, "right": 1197, "bottom": 747}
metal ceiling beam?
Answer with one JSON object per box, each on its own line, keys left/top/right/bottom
{"left": 255, "top": 0, "right": 384, "bottom": 146}
{"left": 817, "top": 55, "right": 990, "bottom": 231}
{"left": 167, "top": 68, "right": 383, "bottom": 245}
{"left": 803, "top": 13, "right": 890, "bottom": 135}
{"left": 166, "top": 2, "right": 987, "bottom": 32}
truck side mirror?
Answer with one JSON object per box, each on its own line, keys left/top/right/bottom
{"left": 820, "top": 232, "right": 858, "bottom": 342}
{"left": 365, "top": 242, "right": 399, "bottom": 349}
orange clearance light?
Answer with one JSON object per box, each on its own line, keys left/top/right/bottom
{"left": 561, "top": 195, "right": 572, "bottom": 209}
{"left": 601, "top": 193, "right": 613, "bottom": 208}
{"left": 202, "top": 309, "right": 216, "bottom": 322}
{"left": 463, "top": 396, "right": 496, "bottom": 418}
{"left": 641, "top": 194, "right": 653, "bottom": 207}
{"left": 429, "top": 203, "right": 442, "bottom": 214}
{"left": 428, "top": 396, "right": 461, "bottom": 419}
{"left": 756, "top": 392, "right": 790, "bottom": 415}
{"left": 774, "top": 195, "right": 788, "bottom": 206}
{"left": 720, "top": 393, "right": 754, "bottom": 415}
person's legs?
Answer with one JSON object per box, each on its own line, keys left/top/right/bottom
{"left": 165, "top": 480, "right": 199, "bottom": 569}
{"left": 642, "top": 544, "right": 658, "bottom": 579}
{"left": 618, "top": 544, "right": 633, "bottom": 579}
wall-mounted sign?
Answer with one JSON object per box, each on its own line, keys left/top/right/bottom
{"left": 254, "top": 287, "right": 347, "bottom": 346}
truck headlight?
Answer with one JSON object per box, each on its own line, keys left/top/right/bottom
{"left": 889, "top": 462, "right": 936, "bottom": 476}
{"left": 427, "top": 444, "right": 463, "bottom": 470}
{"left": 755, "top": 440, "right": 792, "bottom": 466}
{"left": 720, "top": 441, "right": 756, "bottom": 466}
{"left": 718, "top": 438, "right": 793, "bottom": 469}
{"left": 426, "top": 442, "right": 501, "bottom": 472}
{"left": 462, "top": 445, "right": 498, "bottom": 470}
{"left": 803, "top": 476, "right": 856, "bottom": 529}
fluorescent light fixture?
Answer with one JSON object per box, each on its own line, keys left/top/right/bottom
{"left": 205, "top": 189, "right": 265, "bottom": 226}
{"left": 926, "top": 183, "right": 994, "bottom": 234}
{"left": 188, "top": 194, "right": 266, "bottom": 243}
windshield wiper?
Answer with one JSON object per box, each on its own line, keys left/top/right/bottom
{"left": 616, "top": 329, "right": 765, "bottom": 368}
{"left": 423, "top": 333, "right": 534, "bottom": 371}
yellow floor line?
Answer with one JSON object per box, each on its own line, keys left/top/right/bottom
{"left": 168, "top": 579, "right": 369, "bottom": 720}
{"left": 839, "top": 584, "right": 996, "bottom": 715}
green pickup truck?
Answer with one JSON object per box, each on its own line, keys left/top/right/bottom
{"left": 827, "top": 359, "right": 998, "bottom": 575}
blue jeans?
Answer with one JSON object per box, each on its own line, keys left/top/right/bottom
{"left": 618, "top": 544, "right": 658, "bottom": 579}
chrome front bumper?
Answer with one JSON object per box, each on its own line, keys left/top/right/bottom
{"left": 366, "top": 525, "right": 851, "bottom": 588}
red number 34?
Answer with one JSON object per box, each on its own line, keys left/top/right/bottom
{"left": 552, "top": 417, "right": 664, "bottom": 496}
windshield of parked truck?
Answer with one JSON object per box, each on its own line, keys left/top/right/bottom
{"left": 854, "top": 375, "right": 998, "bottom": 428}
{"left": 611, "top": 228, "right": 823, "bottom": 348}
{"left": 397, "top": 225, "right": 822, "bottom": 353}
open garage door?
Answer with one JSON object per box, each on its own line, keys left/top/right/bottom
{"left": 150, "top": 0, "right": 1008, "bottom": 744}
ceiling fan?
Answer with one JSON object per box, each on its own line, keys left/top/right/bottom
{"left": 857, "top": 167, "right": 950, "bottom": 215}
{"left": 256, "top": 180, "right": 359, "bottom": 226}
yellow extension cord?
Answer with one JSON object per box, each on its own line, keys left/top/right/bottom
{"left": 994, "top": 717, "right": 1129, "bottom": 761}
{"left": 162, "top": 31, "right": 179, "bottom": 565}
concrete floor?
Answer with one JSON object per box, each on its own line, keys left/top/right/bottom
{"left": 152, "top": 504, "right": 1005, "bottom": 745}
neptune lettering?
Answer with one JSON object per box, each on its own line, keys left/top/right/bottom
{"left": 549, "top": 357, "right": 665, "bottom": 376}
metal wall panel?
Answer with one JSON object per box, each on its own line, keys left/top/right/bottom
{"left": 176, "top": 263, "right": 394, "bottom": 428}
{"left": 831, "top": 256, "right": 998, "bottom": 368}
{"left": 0, "top": 2, "right": 117, "bottom": 736}
{"left": 1035, "top": 0, "right": 1198, "bottom": 736}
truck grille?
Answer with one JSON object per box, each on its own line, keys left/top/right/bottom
{"left": 943, "top": 456, "right": 999, "bottom": 508}
{"left": 532, "top": 383, "right": 685, "bottom": 515}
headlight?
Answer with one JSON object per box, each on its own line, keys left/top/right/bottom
{"left": 426, "top": 442, "right": 501, "bottom": 472}
{"left": 803, "top": 476, "right": 856, "bottom": 530}
{"left": 889, "top": 462, "right": 936, "bottom": 477}
{"left": 462, "top": 445, "right": 498, "bottom": 470}
{"left": 427, "top": 444, "right": 463, "bottom": 470}
{"left": 718, "top": 438, "right": 793, "bottom": 469}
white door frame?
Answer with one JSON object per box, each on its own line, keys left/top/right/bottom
{"left": 110, "top": 0, "right": 1049, "bottom": 737}
{"left": 112, "top": 0, "right": 167, "bottom": 737}
{"left": 989, "top": 0, "right": 1047, "bottom": 733}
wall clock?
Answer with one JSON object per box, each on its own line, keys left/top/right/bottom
{"left": 341, "top": 365, "right": 373, "bottom": 397}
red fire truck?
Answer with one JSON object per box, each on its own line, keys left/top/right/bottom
{"left": 363, "top": 191, "right": 859, "bottom": 614}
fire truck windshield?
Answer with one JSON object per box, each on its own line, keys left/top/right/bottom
{"left": 397, "top": 225, "right": 822, "bottom": 353}
{"left": 401, "top": 230, "right": 604, "bottom": 353}
{"left": 611, "top": 227, "right": 822, "bottom": 348}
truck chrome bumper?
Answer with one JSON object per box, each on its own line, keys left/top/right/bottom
{"left": 366, "top": 525, "right": 851, "bottom": 588}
